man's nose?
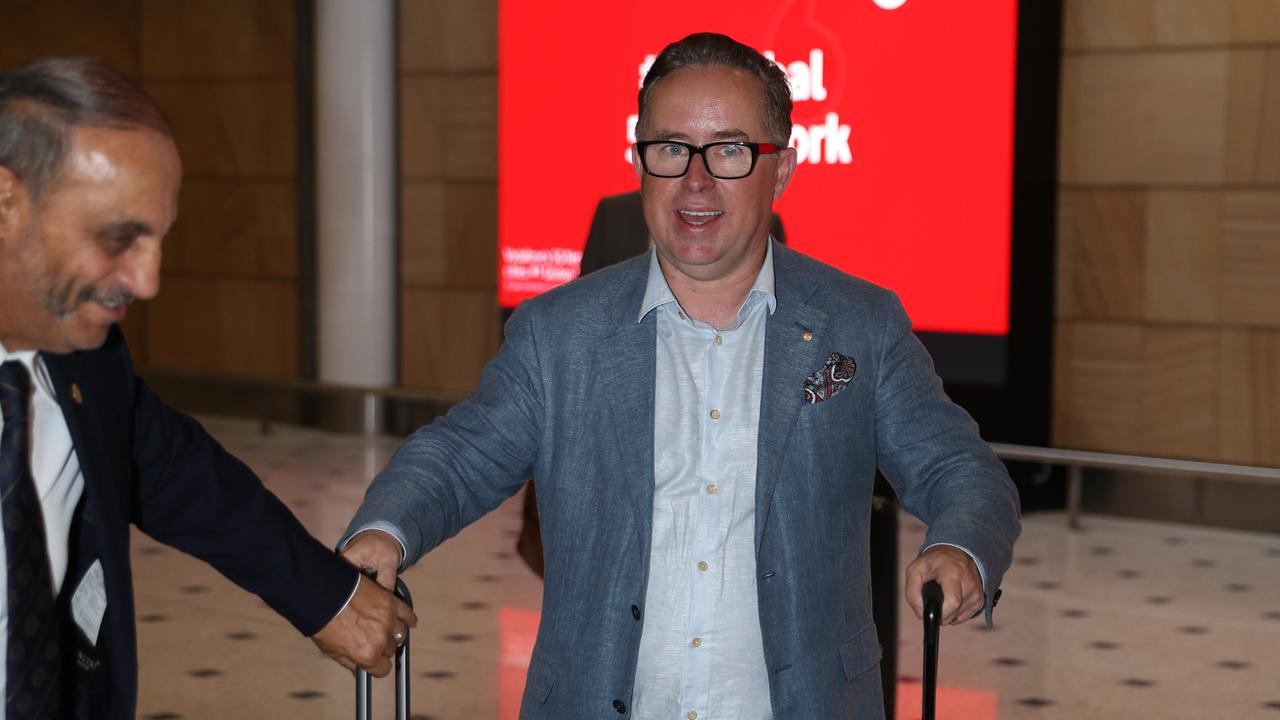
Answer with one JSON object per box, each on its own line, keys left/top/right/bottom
{"left": 118, "top": 238, "right": 162, "bottom": 301}
{"left": 681, "top": 152, "right": 716, "bottom": 190}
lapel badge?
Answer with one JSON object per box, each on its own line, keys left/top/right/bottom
{"left": 802, "top": 330, "right": 814, "bottom": 342}
{"left": 70, "top": 383, "right": 83, "bottom": 405}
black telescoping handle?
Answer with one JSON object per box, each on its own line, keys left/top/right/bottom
{"left": 921, "top": 580, "right": 944, "bottom": 720}
{"left": 356, "top": 576, "right": 413, "bottom": 720}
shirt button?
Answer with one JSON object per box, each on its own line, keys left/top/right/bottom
{"left": 697, "top": 560, "right": 709, "bottom": 572}
{"left": 714, "top": 335, "right": 723, "bottom": 346}
{"left": 691, "top": 637, "right": 702, "bottom": 648}
{"left": 709, "top": 409, "right": 720, "bottom": 420}
{"left": 631, "top": 604, "right": 641, "bottom": 620}
{"left": 706, "top": 484, "right": 717, "bottom": 495}
{"left": 613, "top": 699, "right": 627, "bottom": 713}
{"left": 688, "top": 712, "right": 698, "bottom": 720}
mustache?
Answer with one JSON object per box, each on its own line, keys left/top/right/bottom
{"left": 48, "top": 281, "right": 136, "bottom": 318}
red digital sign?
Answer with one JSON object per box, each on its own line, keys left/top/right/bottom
{"left": 499, "top": 0, "right": 1018, "bottom": 336}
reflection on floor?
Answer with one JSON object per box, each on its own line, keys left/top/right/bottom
{"left": 132, "top": 417, "right": 1280, "bottom": 719}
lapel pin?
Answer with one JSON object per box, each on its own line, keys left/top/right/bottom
{"left": 802, "top": 331, "right": 814, "bottom": 342}
{"left": 70, "top": 383, "right": 83, "bottom": 405}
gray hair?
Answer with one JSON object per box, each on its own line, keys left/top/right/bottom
{"left": 0, "top": 56, "right": 171, "bottom": 200}
{"left": 637, "top": 32, "right": 793, "bottom": 147}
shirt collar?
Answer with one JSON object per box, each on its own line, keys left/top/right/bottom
{"left": 637, "top": 238, "right": 778, "bottom": 323}
{"left": 0, "top": 340, "right": 59, "bottom": 404}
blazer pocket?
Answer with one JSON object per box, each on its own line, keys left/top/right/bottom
{"left": 838, "top": 622, "right": 883, "bottom": 682}
{"left": 524, "top": 649, "right": 560, "bottom": 704}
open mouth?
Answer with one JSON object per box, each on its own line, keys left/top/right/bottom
{"left": 677, "top": 209, "right": 723, "bottom": 227}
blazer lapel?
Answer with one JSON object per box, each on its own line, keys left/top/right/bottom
{"left": 594, "top": 256, "right": 658, "bottom": 512}
{"left": 40, "top": 351, "right": 124, "bottom": 585}
{"left": 755, "top": 247, "right": 830, "bottom": 555}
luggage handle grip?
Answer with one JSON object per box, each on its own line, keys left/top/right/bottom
{"left": 355, "top": 575, "right": 413, "bottom": 720}
{"left": 921, "top": 580, "right": 943, "bottom": 720}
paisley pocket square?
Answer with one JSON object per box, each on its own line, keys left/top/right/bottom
{"left": 803, "top": 352, "right": 857, "bottom": 404}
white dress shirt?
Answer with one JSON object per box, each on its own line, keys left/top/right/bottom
{"left": 631, "top": 243, "right": 778, "bottom": 720}
{"left": 0, "top": 342, "right": 87, "bottom": 706}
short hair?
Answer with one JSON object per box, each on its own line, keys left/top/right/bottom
{"left": 0, "top": 57, "right": 171, "bottom": 200}
{"left": 637, "top": 32, "right": 793, "bottom": 147}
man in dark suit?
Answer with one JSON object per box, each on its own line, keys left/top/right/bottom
{"left": 0, "top": 57, "right": 414, "bottom": 718}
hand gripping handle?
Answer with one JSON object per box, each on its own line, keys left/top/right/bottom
{"left": 356, "top": 577, "right": 413, "bottom": 720}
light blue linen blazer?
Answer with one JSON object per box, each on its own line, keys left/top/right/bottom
{"left": 348, "top": 244, "right": 1021, "bottom": 719}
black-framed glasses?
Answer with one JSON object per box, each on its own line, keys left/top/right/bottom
{"left": 635, "top": 140, "right": 781, "bottom": 179}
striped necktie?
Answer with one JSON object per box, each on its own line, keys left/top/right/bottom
{"left": 0, "top": 361, "right": 64, "bottom": 718}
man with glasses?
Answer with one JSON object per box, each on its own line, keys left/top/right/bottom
{"left": 344, "top": 32, "right": 1019, "bottom": 719}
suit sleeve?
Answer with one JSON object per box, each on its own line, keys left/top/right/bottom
{"left": 344, "top": 302, "right": 545, "bottom": 566}
{"left": 122, "top": 346, "right": 357, "bottom": 636}
{"left": 871, "top": 292, "right": 1020, "bottom": 624}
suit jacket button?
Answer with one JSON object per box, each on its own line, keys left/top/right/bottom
{"left": 631, "top": 605, "right": 641, "bottom": 620}
{"left": 613, "top": 699, "right": 627, "bottom": 713}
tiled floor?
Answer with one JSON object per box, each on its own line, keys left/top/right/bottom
{"left": 132, "top": 416, "right": 1280, "bottom": 719}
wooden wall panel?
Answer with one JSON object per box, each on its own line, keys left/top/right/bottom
{"left": 1053, "top": 322, "right": 1145, "bottom": 453}
{"left": 1059, "top": 52, "right": 1228, "bottom": 184}
{"left": 1064, "top": 0, "right": 1280, "bottom": 49}
{"left": 139, "top": 0, "right": 294, "bottom": 79}
{"left": 400, "top": 287, "right": 501, "bottom": 392}
{"left": 400, "top": 74, "right": 497, "bottom": 180}
{"left": 400, "top": 0, "right": 497, "bottom": 72}
{"left": 148, "top": 80, "right": 296, "bottom": 178}
{"left": 1138, "top": 327, "right": 1219, "bottom": 458}
{"left": 0, "top": 0, "right": 138, "bottom": 72}
{"left": 1219, "top": 328, "right": 1280, "bottom": 466}
{"left": 146, "top": 276, "right": 298, "bottom": 378}
{"left": 398, "top": 0, "right": 502, "bottom": 393}
{"left": 1058, "top": 3, "right": 1280, "bottom": 466}
{"left": 1221, "top": 191, "right": 1280, "bottom": 327}
{"left": 400, "top": 181, "right": 497, "bottom": 287}
{"left": 137, "top": 3, "right": 299, "bottom": 379}
{"left": 1143, "top": 191, "right": 1222, "bottom": 323}
{"left": 1056, "top": 190, "right": 1147, "bottom": 320}
{"left": 1230, "top": 0, "right": 1280, "bottom": 43}
{"left": 1064, "top": 0, "right": 1232, "bottom": 50}
{"left": 163, "top": 180, "right": 297, "bottom": 279}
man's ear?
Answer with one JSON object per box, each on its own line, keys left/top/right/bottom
{"left": 0, "top": 166, "right": 32, "bottom": 238}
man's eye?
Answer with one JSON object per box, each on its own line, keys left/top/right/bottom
{"left": 660, "top": 144, "right": 688, "bottom": 158}
{"left": 718, "top": 144, "right": 743, "bottom": 158}
{"left": 103, "top": 235, "right": 136, "bottom": 253}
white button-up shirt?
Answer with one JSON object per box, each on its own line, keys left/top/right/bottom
{"left": 631, "top": 242, "right": 777, "bottom": 720}
{"left": 0, "top": 342, "right": 86, "bottom": 707}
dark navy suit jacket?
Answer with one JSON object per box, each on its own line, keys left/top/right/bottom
{"left": 40, "top": 327, "right": 357, "bottom": 718}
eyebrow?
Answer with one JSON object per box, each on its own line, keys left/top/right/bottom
{"left": 93, "top": 220, "right": 158, "bottom": 241}
{"left": 652, "top": 128, "right": 752, "bottom": 142}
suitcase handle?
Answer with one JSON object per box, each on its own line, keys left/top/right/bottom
{"left": 921, "top": 580, "right": 943, "bottom": 720}
{"left": 356, "top": 576, "right": 413, "bottom": 720}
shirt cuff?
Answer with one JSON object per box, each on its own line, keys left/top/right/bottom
{"left": 340, "top": 522, "right": 410, "bottom": 566}
{"left": 324, "top": 571, "right": 364, "bottom": 629}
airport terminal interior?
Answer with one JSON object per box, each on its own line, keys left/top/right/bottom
{"left": 4, "top": 1, "right": 1280, "bottom": 719}
{"left": 130, "top": 417, "right": 1280, "bottom": 720}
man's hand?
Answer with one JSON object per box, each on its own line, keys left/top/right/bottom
{"left": 309, "top": 530, "right": 414, "bottom": 676}
{"left": 340, "top": 529, "right": 405, "bottom": 592}
{"left": 904, "top": 545, "right": 984, "bottom": 626}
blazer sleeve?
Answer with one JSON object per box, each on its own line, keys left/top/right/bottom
{"left": 345, "top": 302, "right": 545, "bottom": 565}
{"left": 871, "top": 292, "right": 1021, "bottom": 624}
{"left": 121, "top": 344, "right": 358, "bottom": 636}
